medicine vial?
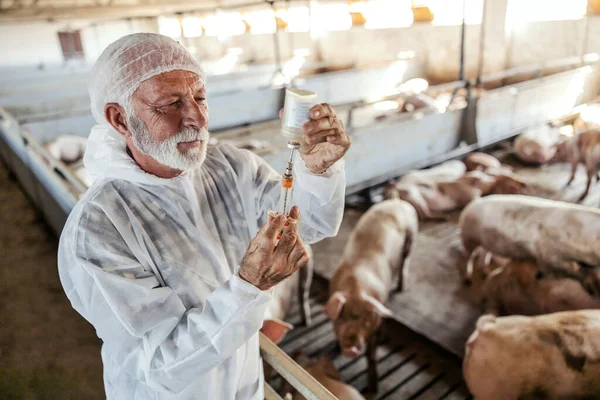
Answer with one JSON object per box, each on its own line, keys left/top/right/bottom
{"left": 281, "top": 88, "right": 317, "bottom": 143}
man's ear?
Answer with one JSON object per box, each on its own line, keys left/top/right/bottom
{"left": 104, "top": 102, "right": 130, "bottom": 138}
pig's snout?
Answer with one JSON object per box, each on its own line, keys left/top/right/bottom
{"left": 343, "top": 346, "right": 362, "bottom": 358}
{"left": 341, "top": 334, "right": 364, "bottom": 358}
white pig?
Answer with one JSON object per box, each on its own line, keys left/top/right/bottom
{"left": 45, "top": 135, "right": 87, "bottom": 164}
{"left": 460, "top": 195, "right": 600, "bottom": 280}
{"left": 513, "top": 125, "right": 560, "bottom": 164}
{"left": 397, "top": 160, "right": 466, "bottom": 186}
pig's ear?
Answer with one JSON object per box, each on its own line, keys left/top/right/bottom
{"left": 476, "top": 314, "right": 497, "bottom": 331}
{"left": 261, "top": 318, "right": 293, "bottom": 344}
{"left": 325, "top": 292, "right": 346, "bottom": 320}
{"left": 363, "top": 294, "right": 394, "bottom": 318}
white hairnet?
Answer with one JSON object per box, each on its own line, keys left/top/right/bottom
{"left": 88, "top": 33, "right": 205, "bottom": 125}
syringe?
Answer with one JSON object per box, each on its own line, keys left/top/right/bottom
{"left": 280, "top": 142, "right": 299, "bottom": 215}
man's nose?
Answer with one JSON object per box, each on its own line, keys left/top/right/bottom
{"left": 182, "top": 100, "right": 208, "bottom": 130}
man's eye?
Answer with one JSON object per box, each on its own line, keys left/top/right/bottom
{"left": 170, "top": 100, "right": 181, "bottom": 107}
{"left": 195, "top": 98, "right": 206, "bottom": 103}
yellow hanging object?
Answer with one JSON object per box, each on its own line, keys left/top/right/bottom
{"left": 412, "top": 6, "right": 434, "bottom": 23}
{"left": 590, "top": 0, "right": 600, "bottom": 15}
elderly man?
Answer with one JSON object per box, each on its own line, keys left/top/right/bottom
{"left": 58, "top": 33, "right": 349, "bottom": 399}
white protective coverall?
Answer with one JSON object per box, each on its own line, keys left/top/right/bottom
{"left": 58, "top": 33, "right": 346, "bottom": 400}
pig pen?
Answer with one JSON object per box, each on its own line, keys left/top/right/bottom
{"left": 312, "top": 145, "right": 600, "bottom": 359}
{"left": 267, "top": 276, "right": 471, "bottom": 400}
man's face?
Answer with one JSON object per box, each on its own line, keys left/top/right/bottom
{"left": 126, "top": 70, "right": 209, "bottom": 171}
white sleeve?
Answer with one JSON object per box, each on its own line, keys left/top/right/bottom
{"left": 58, "top": 204, "right": 272, "bottom": 394}
{"left": 292, "top": 157, "right": 346, "bottom": 243}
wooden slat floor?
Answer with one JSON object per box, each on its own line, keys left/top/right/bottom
{"left": 268, "top": 277, "right": 472, "bottom": 400}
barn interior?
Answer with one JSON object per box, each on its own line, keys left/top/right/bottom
{"left": 2, "top": 0, "right": 600, "bottom": 399}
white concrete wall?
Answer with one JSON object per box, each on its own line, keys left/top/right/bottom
{"left": 0, "top": 22, "right": 65, "bottom": 66}
{"left": 80, "top": 18, "right": 159, "bottom": 63}
{"left": 1, "top": 12, "right": 599, "bottom": 83}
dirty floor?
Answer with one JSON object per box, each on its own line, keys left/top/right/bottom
{"left": 0, "top": 160, "right": 104, "bottom": 399}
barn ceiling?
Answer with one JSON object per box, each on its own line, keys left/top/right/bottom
{"left": 0, "top": 0, "right": 301, "bottom": 22}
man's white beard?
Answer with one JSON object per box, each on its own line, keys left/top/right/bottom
{"left": 128, "top": 113, "right": 209, "bottom": 171}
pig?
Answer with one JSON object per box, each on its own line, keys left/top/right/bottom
{"left": 463, "top": 152, "right": 512, "bottom": 174}
{"left": 573, "top": 103, "right": 600, "bottom": 135}
{"left": 513, "top": 125, "right": 561, "bottom": 165}
{"left": 460, "top": 195, "right": 600, "bottom": 282}
{"left": 463, "top": 311, "right": 600, "bottom": 400}
{"left": 45, "top": 135, "right": 87, "bottom": 165}
{"left": 467, "top": 247, "right": 510, "bottom": 285}
{"left": 281, "top": 352, "right": 366, "bottom": 400}
{"left": 384, "top": 171, "right": 527, "bottom": 220}
{"left": 480, "top": 259, "right": 600, "bottom": 316}
{"left": 73, "top": 165, "right": 94, "bottom": 188}
{"left": 399, "top": 93, "right": 439, "bottom": 113}
{"left": 552, "top": 129, "right": 600, "bottom": 201}
{"left": 397, "top": 160, "right": 466, "bottom": 186}
{"left": 324, "top": 199, "right": 418, "bottom": 393}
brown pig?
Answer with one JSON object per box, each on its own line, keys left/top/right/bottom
{"left": 282, "top": 352, "right": 366, "bottom": 400}
{"left": 552, "top": 129, "right": 600, "bottom": 201}
{"left": 460, "top": 195, "right": 600, "bottom": 282}
{"left": 463, "top": 311, "right": 600, "bottom": 400}
{"left": 325, "top": 199, "right": 418, "bottom": 393}
{"left": 481, "top": 259, "right": 600, "bottom": 316}
{"left": 384, "top": 171, "right": 527, "bottom": 220}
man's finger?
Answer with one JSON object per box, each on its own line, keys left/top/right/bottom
{"left": 279, "top": 108, "right": 284, "bottom": 120}
{"left": 326, "top": 132, "right": 351, "bottom": 148}
{"left": 309, "top": 103, "right": 336, "bottom": 120}
{"left": 275, "top": 228, "right": 298, "bottom": 255}
{"left": 304, "top": 129, "right": 337, "bottom": 145}
{"left": 289, "top": 242, "right": 310, "bottom": 269}
{"left": 288, "top": 206, "right": 300, "bottom": 221}
{"left": 264, "top": 214, "right": 287, "bottom": 240}
{"left": 267, "top": 210, "right": 279, "bottom": 223}
{"left": 303, "top": 116, "right": 340, "bottom": 135}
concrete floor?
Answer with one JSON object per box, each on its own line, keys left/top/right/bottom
{"left": 0, "top": 160, "right": 104, "bottom": 399}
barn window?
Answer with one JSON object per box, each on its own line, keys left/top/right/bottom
{"left": 57, "top": 30, "right": 84, "bottom": 61}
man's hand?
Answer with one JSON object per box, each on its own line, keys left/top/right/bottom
{"left": 238, "top": 206, "right": 310, "bottom": 291}
{"left": 279, "top": 103, "right": 350, "bottom": 174}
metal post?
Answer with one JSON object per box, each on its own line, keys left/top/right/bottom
{"left": 449, "top": 0, "right": 468, "bottom": 105}
{"left": 268, "top": 0, "right": 284, "bottom": 75}
{"left": 581, "top": 1, "right": 591, "bottom": 64}
{"left": 476, "top": 0, "right": 487, "bottom": 87}
{"left": 458, "top": 0, "right": 467, "bottom": 81}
